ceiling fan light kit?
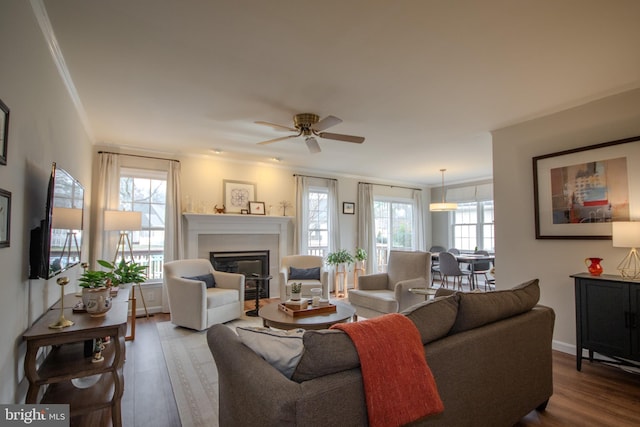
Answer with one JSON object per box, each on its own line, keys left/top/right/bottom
{"left": 430, "top": 169, "right": 458, "bottom": 212}
{"left": 256, "top": 113, "right": 365, "bottom": 153}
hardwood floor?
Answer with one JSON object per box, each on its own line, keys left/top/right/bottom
{"left": 120, "top": 302, "right": 640, "bottom": 427}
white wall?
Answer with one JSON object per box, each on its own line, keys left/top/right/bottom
{"left": 0, "top": 1, "right": 93, "bottom": 403}
{"left": 492, "top": 88, "right": 640, "bottom": 353}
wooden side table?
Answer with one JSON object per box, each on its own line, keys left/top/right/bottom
{"left": 23, "top": 290, "right": 129, "bottom": 426}
{"left": 334, "top": 269, "right": 347, "bottom": 298}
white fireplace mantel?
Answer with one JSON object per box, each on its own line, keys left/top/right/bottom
{"left": 183, "top": 213, "right": 294, "bottom": 260}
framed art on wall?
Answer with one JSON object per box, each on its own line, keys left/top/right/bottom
{"left": 0, "top": 188, "right": 11, "bottom": 248}
{"left": 343, "top": 202, "right": 355, "bottom": 215}
{"left": 533, "top": 135, "right": 640, "bottom": 239}
{"left": 249, "top": 201, "right": 265, "bottom": 215}
{"left": 0, "top": 98, "right": 9, "bottom": 165}
{"left": 223, "top": 180, "right": 256, "bottom": 213}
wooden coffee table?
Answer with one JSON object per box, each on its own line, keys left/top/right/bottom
{"left": 259, "top": 300, "right": 356, "bottom": 330}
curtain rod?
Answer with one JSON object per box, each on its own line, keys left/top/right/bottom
{"left": 293, "top": 173, "right": 337, "bottom": 181}
{"left": 358, "top": 181, "right": 422, "bottom": 192}
{"left": 98, "top": 151, "right": 180, "bottom": 163}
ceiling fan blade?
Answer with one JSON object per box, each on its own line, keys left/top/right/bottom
{"left": 311, "top": 115, "right": 342, "bottom": 132}
{"left": 318, "top": 132, "right": 365, "bottom": 144}
{"left": 305, "top": 137, "right": 321, "bottom": 154}
{"left": 257, "top": 134, "right": 297, "bottom": 145}
{"left": 255, "top": 121, "right": 297, "bottom": 132}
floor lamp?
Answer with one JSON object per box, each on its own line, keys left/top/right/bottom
{"left": 104, "top": 210, "right": 149, "bottom": 329}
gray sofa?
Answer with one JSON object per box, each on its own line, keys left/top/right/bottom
{"left": 207, "top": 279, "right": 555, "bottom": 426}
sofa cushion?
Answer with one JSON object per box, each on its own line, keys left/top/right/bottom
{"left": 450, "top": 278, "right": 540, "bottom": 333}
{"left": 183, "top": 273, "right": 216, "bottom": 288}
{"left": 236, "top": 326, "right": 305, "bottom": 378}
{"left": 402, "top": 294, "right": 460, "bottom": 344}
{"left": 347, "top": 289, "right": 397, "bottom": 314}
{"left": 291, "top": 329, "right": 360, "bottom": 382}
{"left": 289, "top": 266, "right": 321, "bottom": 280}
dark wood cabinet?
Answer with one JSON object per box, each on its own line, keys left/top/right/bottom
{"left": 572, "top": 273, "right": 640, "bottom": 371}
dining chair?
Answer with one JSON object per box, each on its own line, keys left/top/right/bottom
{"left": 429, "top": 246, "right": 446, "bottom": 285}
{"left": 470, "top": 250, "right": 493, "bottom": 291}
{"left": 438, "top": 251, "right": 471, "bottom": 290}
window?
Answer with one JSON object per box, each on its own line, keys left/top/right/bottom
{"left": 373, "top": 199, "right": 414, "bottom": 272}
{"left": 306, "top": 187, "right": 328, "bottom": 257}
{"left": 452, "top": 201, "right": 494, "bottom": 252}
{"left": 119, "top": 168, "right": 167, "bottom": 281}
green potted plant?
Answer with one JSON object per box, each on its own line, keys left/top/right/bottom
{"left": 99, "top": 259, "right": 147, "bottom": 286}
{"left": 326, "top": 249, "right": 355, "bottom": 268}
{"left": 290, "top": 282, "right": 302, "bottom": 301}
{"left": 78, "top": 267, "right": 112, "bottom": 317}
{"left": 354, "top": 247, "right": 367, "bottom": 262}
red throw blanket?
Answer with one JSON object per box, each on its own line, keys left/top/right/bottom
{"left": 331, "top": 314, "right": 443, "bottom": 427}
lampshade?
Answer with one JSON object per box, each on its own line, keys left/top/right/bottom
{"left": 52, "top": 207, "right": 83, "bottom": 230}
{"left": 104, "top": 210, "right": 142, "bottom": 231}
{"left": 612, "top": 222, "right": 640, "bottom": 248}
{"left": 429, "top": 169, "right": 458, "bottom": 212}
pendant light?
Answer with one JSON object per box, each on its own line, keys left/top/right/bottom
{"left": 429, "top": 169, "right": 458, "bottom": 212}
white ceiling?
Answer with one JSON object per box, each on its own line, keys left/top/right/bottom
{"left": 41, "top": 0, "right": 640, "bottom": 186}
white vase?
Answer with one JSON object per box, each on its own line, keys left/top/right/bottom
{"left": 290, "top": 292, "right": 301, "bottom": 301}
{"left": 82, "top": 287, "right": 112, "bottom": 317}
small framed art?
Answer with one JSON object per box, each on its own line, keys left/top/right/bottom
{"left": 0, "top": 188, "right": 11, "bottom": 247}
{"left": 223, "top": 180, "right": 256, "bottom": 213}
{"left": 0, "top": 98, "right": 9, "bottom": 165}
{"left": 343, "top": 202, "right": 355, "bottom": 215}
{"left": 249, "top": 201, "right": 266, "bottom": 215}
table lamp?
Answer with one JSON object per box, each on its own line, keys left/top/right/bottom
{"left": 612, "top": 221, "right": 640, "bottom": 279}
{"left": 104, "top": 210, "right": 142, "bottom": 264}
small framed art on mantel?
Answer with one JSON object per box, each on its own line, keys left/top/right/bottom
{"left": 223, "top": 180, "right": 256, "bottom": 213}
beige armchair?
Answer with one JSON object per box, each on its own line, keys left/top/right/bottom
{"left": 279, "top": 255, "right": 329, "bottom": 300}
{"left": 164, "top": 258, "right": 245, "bottom": 331}
{"left": 348, "top": 250, "right": 431, "bottom": 319}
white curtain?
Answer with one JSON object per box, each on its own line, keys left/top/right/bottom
{"left": 293, "top": 175, "right": 309, "bottom": 254}
{"left": 327, "top": 179, "right": 340, "bottom": 255}
{"left": 357, "top": 183, "right": 376, "bottom": 274}
{"left": 90, "top": 153, "right": 120, "bottom": 268}
{"left": 163, "top": 160, "right": 183, "bottom": 312}
{"left": 413, "top": 189, "right": 425, "bottom": 251}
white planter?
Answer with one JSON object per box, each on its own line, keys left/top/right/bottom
{"left": 82, "top": 287, "right": 112, "bottom": 317}
{"left": 290, "top": 292, "right": 301, "bottom": 301}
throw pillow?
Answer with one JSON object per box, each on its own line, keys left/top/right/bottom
{"left": 236, "top": 326, "right": 305, "bottom": 378}
{"left": 289, "top": 266, "right": 321, "bottom": 280}
{"left": 291, "top": 329, "right": 360, "bottom": 382}
{"left": 402, "top": 294, "right": 460, "bottom": 344}
{"left": 450, "top": 278, "right": 540, "bottom": 333}
{"left": 183, "top": 273, "right": 216, "bottom": 288}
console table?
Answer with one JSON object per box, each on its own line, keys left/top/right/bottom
{"left": 23, "top": 290, "right": 129, "bottom": 426}
{"left": 571, "top": 273, "right": 640, "bottom": 371}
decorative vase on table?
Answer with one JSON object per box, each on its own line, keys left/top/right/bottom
{"left": 82, "top": 287, "right": 112, "bottom": 317}
{"left": 585, "top": 257, "right": 603, "bottom": 276}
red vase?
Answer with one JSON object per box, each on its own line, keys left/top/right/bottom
{"left": 584, "top": 257, "right": 603, "bottom": 276}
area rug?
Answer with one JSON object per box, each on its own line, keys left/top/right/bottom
{"left": 157, "top": 317, "right": 262, "bottom": 427}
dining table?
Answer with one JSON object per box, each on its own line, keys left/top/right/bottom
{"left": 432, "top": 252, "right": 495, "bottom": 290}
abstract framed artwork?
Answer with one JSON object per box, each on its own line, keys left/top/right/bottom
{"left": 248, "top": 201, "right": 265, "bottom": 215}
{"left": 223, "top": 180, "right": 256, "bottom": 213}
{"left": 0, "top": 188, "right": 11, "bottom": 248}
{"left": 343, "top": 202, "right": 355, "bottom": 215}
{"left": 0, "top": 98, "right": 9, "bottom": 165}
{"left": 533, "top": 135, "right": 640, "bottom": 239}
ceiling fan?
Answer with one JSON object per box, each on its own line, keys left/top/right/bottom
{"left": 255, "top": 113, "right": 365, "bottom": 154}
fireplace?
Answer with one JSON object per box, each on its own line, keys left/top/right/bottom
{"left": 210, "top": 250, "right": 270, "bottom": 300}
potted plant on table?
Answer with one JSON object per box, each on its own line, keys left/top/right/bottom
{"left": 78, "top": 267, "right": 112, "bottom": 317}
{"left": 326, "top": 249, "right": 355, "bottom": 271}
{"left": 290, "top": 282, "right": 302, "bottom": 301}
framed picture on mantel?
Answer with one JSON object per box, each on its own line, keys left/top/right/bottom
{"left": 223, "top": 180, "right": 256, "bottom": 214}
{"left": 533, "top": 135, "right": 640, "bottom": 239}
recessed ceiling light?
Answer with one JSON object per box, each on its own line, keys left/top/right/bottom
{"left": 272, "top": 157, "right": 283, "bottom": 162}
{"left": 211, "top": 149, "right": 223, "bottom": 154}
